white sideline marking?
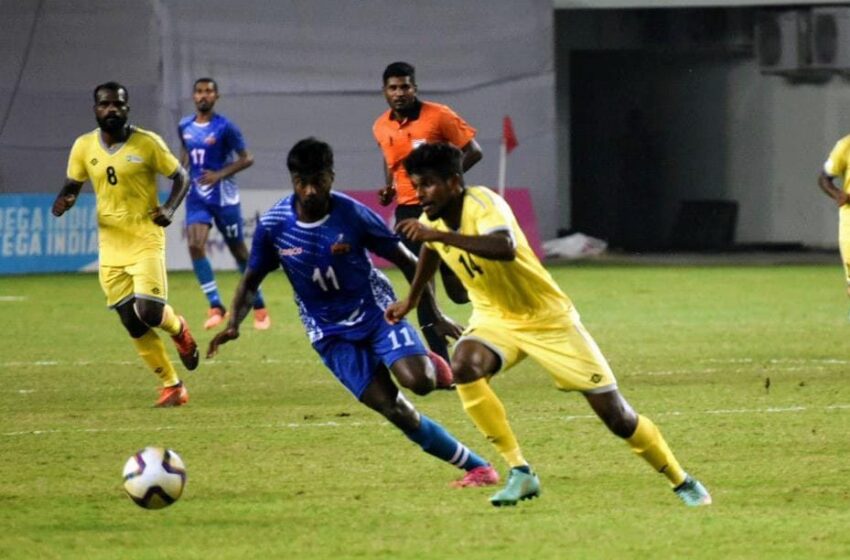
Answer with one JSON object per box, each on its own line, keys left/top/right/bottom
{"left": 1, "top": 420, "right": 378, "bottom": 437}
{"left": 0, "top": 296, "right": 27, "bottom": 302}
{"left": 0, "top": 357, "right": 297, "bottom": 368}
{"left": 3, "top": 404, "right": 848, "bottom": 438}
{"left": 560, "top": 403, "right": 850, "bottom": 422}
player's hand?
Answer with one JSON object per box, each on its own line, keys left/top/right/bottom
{"left": 207, "top": 327, "right": 240, "bottom": 358}
{"left": 199, "top": 169, "right": 222, "bottom": 186}
{"left": 838, "top": 192, "right": 850, "bottom": 207}
{"left": 431, "top": 315, "right": 464, "bottom": 341}
{"left": 395, "top": 219, "right": 439, "bottom": 243}
{"left": 378, "top": 185, "right": 396, "bottom": 206}
{"left": 51, "top": 194, "right": 77, "bottom": 217}
{"left": 385, "top": 299, "right": 414, "bottom": 325}
{"left": 150, "top": 206, "right": 175, "bottom": 227}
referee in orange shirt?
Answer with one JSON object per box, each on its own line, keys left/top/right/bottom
{"left": 373, "top": 61, "right": 483, "bottom": 364}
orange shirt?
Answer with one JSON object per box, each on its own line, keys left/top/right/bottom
{"left": 373, "top": 100, "right": 476, "bottom": 206}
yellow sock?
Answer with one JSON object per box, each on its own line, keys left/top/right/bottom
{"left": 158, "top": 304, "right": 181, "bottom": 336}
{"left": 627, "top": 415, "right": 687, "bottom": 487}
{"left": 456, "top": 378, "right": 527, "bottom": 468}
{"left": 131, "top": 330, "right": 180, "bottom": 387}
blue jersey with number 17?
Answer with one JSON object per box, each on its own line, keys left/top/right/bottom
{"left": 178, "top": 113, "right": 246, "bottom": 207}
{"left": 249, "top": 192, "right": 403, "bottom": 342}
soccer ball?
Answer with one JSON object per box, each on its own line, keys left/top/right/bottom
{"left": 122, "top": 447, "right": 187, "bottom": 509}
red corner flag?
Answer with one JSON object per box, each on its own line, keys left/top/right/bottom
{"left": 502, "top": 116, "right": 518, "bottom": 154}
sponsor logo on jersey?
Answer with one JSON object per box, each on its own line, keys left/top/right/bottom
{"left": 126, "top": 155, "right": 143, "bottom": 163}
{"left": 90, "top": 158, "right": 98, "bottom": 166}
{"left": 203, "top": 134, "right": 217, "bottom": 146}
{"left": 182, "top": 133, "right": 193, "bottom": 140}
{"left": 279, "top": 247, "right": 303, "bottom": 257}
{"left": 330, "top": 233, "right": 351, "bottom": 255}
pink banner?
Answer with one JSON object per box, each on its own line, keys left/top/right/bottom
{"left": 343, "top": 188, "right": 543, "bottom": 268}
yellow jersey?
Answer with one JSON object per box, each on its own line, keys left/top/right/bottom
{"left": 824, "top": 135, "right": 850, "bottom": 191}
{"left": 66, "top": 127, "right": 180, "bottom": 266}
{"left": 421, "top": 186, "right": 573, "bottom": 325}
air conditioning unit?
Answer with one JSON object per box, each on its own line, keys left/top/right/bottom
{"left": 807, "top": 7, "right": 850, "bottom": 70}
{"left": 755, "top": 10, "right": 810, "bottom": 74}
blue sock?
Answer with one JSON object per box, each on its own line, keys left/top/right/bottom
{"left": 237, "top": 259, "right": 266, "bottom": 309}
{"left": 192, "top": 257, "right": 222, "bottom": 308}
{"left": 404, "top": 414, "right": 488, "bottom": 471}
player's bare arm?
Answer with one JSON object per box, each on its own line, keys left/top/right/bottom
{"left": 52, "top": 179, "right": 84, "bottom": 217}
{"left": 207, "top": 266, "right": 268, "bottom": 357}
{"left": 378, "top": 157, "right": 395, "bottom": 206}
{"left": 817, "top": 171, "right": 849, "bottom": 207}
{"left": 198, "top": 148, "right": 254, "bottom": 186}
{"left": 395, "top": 219, "right": 516, "bottom": 261}
{"left": 385, "top": 245, "right": 442, "bottom": 325}
{"left": 151, "top": 167, "right": 190, "bottom": 227}
{"left": 383, "top": 242, "right": 463, "bottom": 337}
{"left": 461, "top": 139, "right": 483, "bottom": 172}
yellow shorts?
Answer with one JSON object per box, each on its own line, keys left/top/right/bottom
{"left": 458, "top": 310, "right": 617, "bottom": 393}
{"left": 98, "top": 256, "right": 169, "bottom": 309}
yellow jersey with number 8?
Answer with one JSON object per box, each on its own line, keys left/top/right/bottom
{"left": 66, "top": 127, "right": 180, "bottom": 266}
{"left": 421, "top": 186, "right": 573, "bottom": 326}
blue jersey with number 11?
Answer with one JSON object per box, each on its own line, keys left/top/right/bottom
{"left": 178, "top": 113, "right": 246, "bottom": 207}
{"left": 249, "top": 192, "right": 403, "bottom": 342}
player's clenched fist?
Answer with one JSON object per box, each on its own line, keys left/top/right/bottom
{"left": 395, "top": 218, "right": 438, "bottom": 243}
{"left": 52, "top": 194, "right": 77, "bottom": 217}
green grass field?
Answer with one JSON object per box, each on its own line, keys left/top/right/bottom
{"left": 2, "top": 263, "right": 850, "bottom": 559}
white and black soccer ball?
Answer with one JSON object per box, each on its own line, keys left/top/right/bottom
{"left": 122, "top": 447, "right": 187, "bottom": 509}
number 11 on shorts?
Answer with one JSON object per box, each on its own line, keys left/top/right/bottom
{"left": 388, "top": 326, "right": 415, "bottom": 350}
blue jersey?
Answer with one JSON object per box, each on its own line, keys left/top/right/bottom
{"left": 178, "top": 113, "right": 246, "bottom": 207}
{"left": 249, "top": 192, "right": 403, "bottom": 342}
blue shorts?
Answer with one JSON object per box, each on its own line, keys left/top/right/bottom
{"left": 186, "top": 199, "right": 245, "bottom": 244}
{"left": 312, "top": 316, "right": 427, "bottom": 399}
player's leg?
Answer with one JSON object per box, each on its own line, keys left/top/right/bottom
{"left": 838, "top": 211, "right": 850, "bottom": 301}
{"left": 360, "top": 366, "right": 497, "bottom": 486}
{"left": 584, "top": 389, "right": 711, "bottom": 506}
{"left": 374, "top": 318, "right": 453, "bottom": 393}
{"left": 216, "top": 205, "right": 269, "bottom": 330}
{"left": 187, "top": 202, "right": 226, "bottom": 328}
{"left": 314, "top": 332, "right": 497, "bottom": 486}
{"left": 103, "top": 263, "right": 185, "bottom": 407}
{"left": 452, "top": 330, "right": 540, "bottom": 505}
{"left": 522, "top": 313, "right": 709, "bottom": 506}
{"left": 128, "top": 258, "right": 199, "bottom": 372}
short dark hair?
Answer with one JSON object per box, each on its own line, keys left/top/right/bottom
{"left": 193, "top": 77, "right": 218, "bottom": 92}
{"left": 403, "top": 142, "right": 463, "bottom": 181}
{"left": 287, "top": 138, "right": 334, "bottom": 176}
{"left": 382, "top": 61, "right": 416, "bottom": 85}
{"left": 93, "top": 81, "right": 128, "bottom": 103}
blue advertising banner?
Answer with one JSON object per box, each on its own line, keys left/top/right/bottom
{"left": 0, "top": 194, "right": 98, "bottom": 274}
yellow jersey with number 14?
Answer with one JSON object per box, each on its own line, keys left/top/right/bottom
{"left": 421, "top": 186, "right": 573, "bottom": 326}
{"left": 66, "top": 127, "right": 180, "bottom": 266}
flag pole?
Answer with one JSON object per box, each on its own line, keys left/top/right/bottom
{"left": 497, "top": 141, "right": 507, "bottom": 198}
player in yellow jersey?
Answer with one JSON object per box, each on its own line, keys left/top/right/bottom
{"left": 386, "top": 142, "right": 711, "bottom": 507}
{"left": 52, "top": 81, "right": 199, "bottom": 408}
{"left": 819, "top": 135, "right": 850, "bottom": 300}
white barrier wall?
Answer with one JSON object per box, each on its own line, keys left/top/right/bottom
{"left": 0, "top": 0, "right": 558, "bottom": 275}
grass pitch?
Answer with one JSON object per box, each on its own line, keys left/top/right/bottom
{"left": 2, "top": 262, "right": 850, "bottom": 559}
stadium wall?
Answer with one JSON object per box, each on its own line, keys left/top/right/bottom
{"left": 556, "top": 8, "right": 849, "bottom": 249}
{"left": 0, "top": 0, "right": 556, "bottom": 274}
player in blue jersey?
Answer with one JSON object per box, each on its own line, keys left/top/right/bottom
{"left": 206, "top": 137, "right": 500, "bottom": 489}
{"left": 179, "top": 77, "right": 270, "bottom": 331}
